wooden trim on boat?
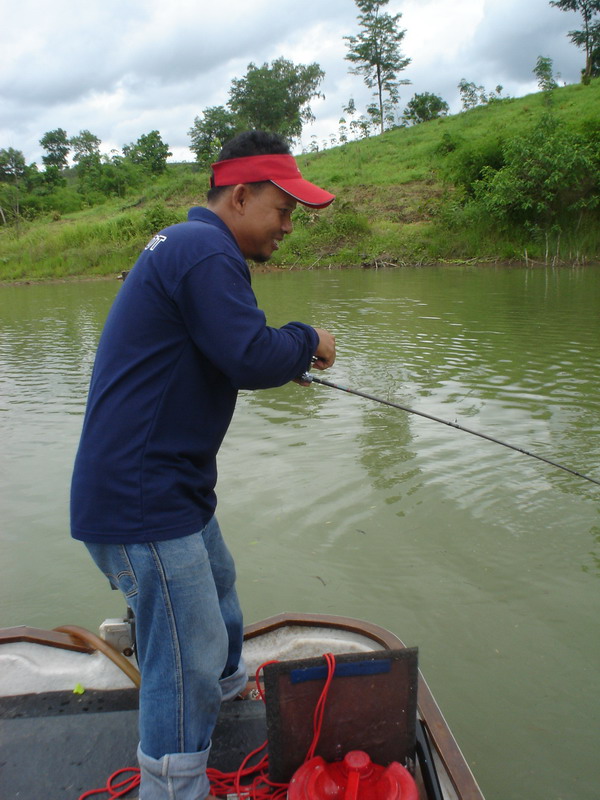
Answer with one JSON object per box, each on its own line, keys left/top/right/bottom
{"left": 417, "top": 672, "right": 484, "bottom": 800}
{"left": 0, "top": 625, "right": 94, "bottom": 653}
{"left": 243, "top": 612, "right": 484, "bottom": 800}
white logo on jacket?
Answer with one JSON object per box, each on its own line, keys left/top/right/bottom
{"left": 145, "top": 234, "right": 167, "bottom": 251}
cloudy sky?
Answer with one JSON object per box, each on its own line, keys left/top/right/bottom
{"left": 1, "top": 0, "right": 584, "bottom": 165}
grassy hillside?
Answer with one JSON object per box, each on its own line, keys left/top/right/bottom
{"left": 294, "top": 79, "right": 600, "bottom": 268}
{"left": 1, "top": 79, "right": 599, "bottom": 282}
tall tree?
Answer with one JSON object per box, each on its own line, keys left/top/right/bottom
{"left": 228, "top": 58, "right": 324, "bottom": 142}
{"left": 39, "top": 128, "right": 70, "bottom": 170}
{"left": 188, "top": 58, "right": 324, "bottom": 163}
{"left": 123, "top": 130, "right": 172, "bottom": 174}
{"left": 550, "top": 1, "right": 600, "bottom": 81}
{"left": 344, "top": 0, "right": 411, "bottom": 135}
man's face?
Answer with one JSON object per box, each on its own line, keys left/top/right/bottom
{"left": 236, "top": 183, "right": 297, "bottom": 263}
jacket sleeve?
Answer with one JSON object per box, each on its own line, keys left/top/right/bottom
{"left": 173, "top": 253, "right": 319, "bottom": 389}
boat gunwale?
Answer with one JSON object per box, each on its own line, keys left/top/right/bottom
{"left": 0, "top": 624, "right": 94, "bottom": 653}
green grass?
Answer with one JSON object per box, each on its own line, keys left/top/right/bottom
{"left": 2, "top": 79, "right": 599, "bottom": 282}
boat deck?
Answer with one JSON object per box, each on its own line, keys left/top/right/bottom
{"left": 0, "top": 688, "right": 266, "bottom": 799}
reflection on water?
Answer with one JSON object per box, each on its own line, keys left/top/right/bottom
{"left": 1, "top": 266, "right": 599, "bottom": 800}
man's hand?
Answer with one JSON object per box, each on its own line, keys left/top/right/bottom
{"left": 294, "top": 327, "right": 336, "bottom": 386}
{"left": 312, "top": 327, "right": 336, "bottom": 370}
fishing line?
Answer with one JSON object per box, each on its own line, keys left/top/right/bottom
{"left": 301, "top": 373, "right": 600, "bottom": 487}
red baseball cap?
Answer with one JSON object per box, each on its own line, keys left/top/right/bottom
{"left": 210, "top": 154, "right": 335, "bottom": 208}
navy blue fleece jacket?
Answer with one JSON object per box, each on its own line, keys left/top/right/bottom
{"left": 70, "top": 207, "right": 318, "bottom": 543}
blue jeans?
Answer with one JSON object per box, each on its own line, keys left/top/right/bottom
{"left": 86, "top": 516, "right": 247, "bottom": 799}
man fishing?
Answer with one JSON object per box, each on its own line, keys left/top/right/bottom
{"left": 70, "top": 130, "right": 336, "bottom": 800}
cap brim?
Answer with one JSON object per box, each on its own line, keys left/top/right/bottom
{"left": 271, "top": 178, "right": 335, "bottom": 209}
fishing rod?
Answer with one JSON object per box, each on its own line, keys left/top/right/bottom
{"left": 300, "top": 372, "right": 600, "bottom": 487}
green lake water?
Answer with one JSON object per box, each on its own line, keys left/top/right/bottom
{"left": 1, "top": 264, "right": 599, "bottom": 800}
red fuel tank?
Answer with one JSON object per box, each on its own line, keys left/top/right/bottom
{"left": 287, "top": 750, "right": 419, "bottom": 800}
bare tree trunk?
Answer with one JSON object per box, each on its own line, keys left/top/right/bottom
{"left": 377, "top": 64, "right": 384, "bottom": 135}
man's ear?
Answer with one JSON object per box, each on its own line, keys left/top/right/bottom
{"left": 231, "top": 183, "right": 249, "bottom": 214}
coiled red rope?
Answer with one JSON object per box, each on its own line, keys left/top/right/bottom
{"left": 78, "top": 654, "right": 337, "bottom": 800}
{"left": 78, "top": 767, "right": 140, "bottom": 799}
